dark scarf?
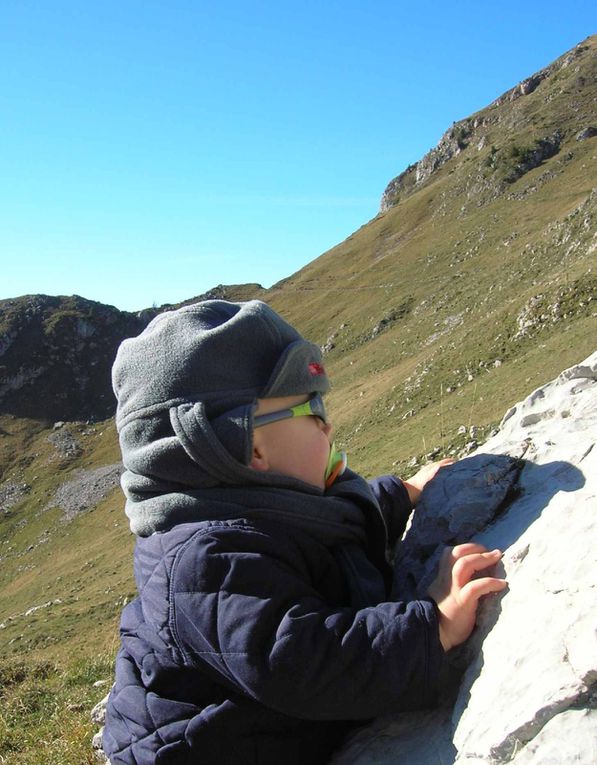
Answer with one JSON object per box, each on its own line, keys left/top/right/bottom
{"left": 124, "top": 468, "right": 392, "bottom": 607}
{"left": 120, "top": 405, "right": 392, "bottom": 605}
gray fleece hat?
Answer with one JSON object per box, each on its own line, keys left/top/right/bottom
{"left": 112, "top": 300, "right": 329, "bottom": 477}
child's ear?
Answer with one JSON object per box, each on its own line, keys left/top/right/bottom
{"left": 249, "top": 438, "right": 270, "bottom": 473}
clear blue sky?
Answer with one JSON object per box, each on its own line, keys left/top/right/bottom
{"left": 1, "top": 1, "right": 594, "bottom": 312}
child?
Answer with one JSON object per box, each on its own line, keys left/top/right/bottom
{"left": 103, "top": 300, "right": 506, "bottom": 765}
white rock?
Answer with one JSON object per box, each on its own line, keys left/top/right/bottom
{"left": 90, "top": 692, "right": 110, "bottom": 725}
{"left": 92, "top": 727, "right": 109, "bottom": 763}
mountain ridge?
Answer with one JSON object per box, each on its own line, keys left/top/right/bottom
{"left": 0, "top": 284, "right": 265, "bottom": 423}
{"left": 380, "top": 36, "right": 594, "bottom": 211}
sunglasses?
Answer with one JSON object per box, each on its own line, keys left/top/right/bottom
{"left": 253, "top": 393, "right": 327, "bottom": 428}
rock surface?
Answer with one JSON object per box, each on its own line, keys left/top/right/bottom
{"left": 331, "top": 351, "right": 597, "bottom": 765}
{"left": 90, "top": 693, "right": 110, "bottom": 762}
{"left": 0, "top": 294, "right": 152, "bottom": 422}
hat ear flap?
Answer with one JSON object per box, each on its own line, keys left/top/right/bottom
{"left": 169, "top": 402, "right": 256, "bottom": 485}
{"left": 209, "top": 403, "right": 254, "bottom": 465}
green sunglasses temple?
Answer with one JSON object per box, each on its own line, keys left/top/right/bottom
{"left": 253, "top": 395, "right": 326, "bottom": 428}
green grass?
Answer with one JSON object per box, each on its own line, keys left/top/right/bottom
{"left": 0, "top": 654, "right": 114, "bottom": 765}
{"left": 0, "top": 420, "right": 132, "bottom": 762}
{"left": 0, "top": 418, "right": 134, "bottom": 664}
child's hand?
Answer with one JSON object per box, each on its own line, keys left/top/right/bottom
{"left": 402, "top": 458, "right": 455, "bottom": 506}
{"left": 427, "top": 543, "right": 507, "bottom": 652}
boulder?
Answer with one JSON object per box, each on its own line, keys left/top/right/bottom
{"left": 332, "top": 351, "right": 597, "bottom": 765}
{"left": 576, "top": 127, "right": 597, "bottom": 141}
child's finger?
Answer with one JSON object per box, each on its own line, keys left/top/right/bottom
{"left": 449, "top": 543, "right": 491, "bottom": 562}
{"left": 460, "top": 576, "right": 508, "bottom": 606}
{"left": 452, "top": 549, "right": 502, "bottom": 587}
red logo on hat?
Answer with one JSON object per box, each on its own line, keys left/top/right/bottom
{"left": 308, "top": 362, "right": 326, "bottom": 376}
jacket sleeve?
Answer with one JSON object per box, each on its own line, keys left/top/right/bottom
{"left": 170, "top": 522, "right": 443, "bottom": 722}
{"left": 369, "top": 475, "right": 414, "bottom": 545}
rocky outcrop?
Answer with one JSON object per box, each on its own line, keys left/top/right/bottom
{"left": 576, "top": 126, "right": 597, "bottom": 141}
{"left": 331, "top": 351, "right": 597, "bottom": 764}
{"left": 0, "top": 285, "right": 264, "bottom": 422}
{"left": 0, "top": 295, "right": 154, "bottom": 422}
{"left": 501, "top": 131, "right": 562, "bottom": 184}
{"left": 379, "top": 38, "right": 593, "bottom": 211}
{"left": 0, "top": 481, "right": 31, "bottom": 514}
{"left": 380, "top": 121, "right": 472, "bottom": 210}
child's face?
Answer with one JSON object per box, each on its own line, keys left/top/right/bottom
{"left": 250, "top": 394, "right": 333, "bottom": 490}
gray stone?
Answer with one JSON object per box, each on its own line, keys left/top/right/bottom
{"left": 519, "top": 74, "right": 545, "bottom": 96}
{"left": 44, "top": 463, "right": 123, "bottom": 520}
{"left": 330, "top": 707, "right": 455, "bottom": 765}
{"left": 47, "top": 427, "right": 81, "bottom": 459}
{"left": 90, "top": 694, "right": 110, "bottom": 761}
{"left": 575, "top": 127, "right": 597, "bottom": 141}
{"left": 92, "top": 728, "right": 109, "bottom": 763}
{"left": 393, "top": 453, "right": 522, "bottom": 601}
{"left": 332, "top": 351, "right": 597, "bottom": 765}
{"left": 0, "top": 481, "right": 31, "bottom": 512}
{"left": 90, "top": 692, "right": 109, "bottom": 725}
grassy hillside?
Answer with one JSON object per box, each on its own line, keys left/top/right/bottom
{"left": 266, "top": 35, "right": 596, "bottom": 477}
{"left": 0, "top": 35, "right": 595, "bottom": 764}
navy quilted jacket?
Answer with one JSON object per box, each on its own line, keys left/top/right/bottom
{"left": 103, "top": 475, "right": 443, "bottom": 764}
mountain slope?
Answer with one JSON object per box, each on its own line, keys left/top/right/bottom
{"left": 265, "top": 34, "right": 596, "bottom": 475}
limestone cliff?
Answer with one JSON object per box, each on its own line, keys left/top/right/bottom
{"left": 380, "top": 37, "right": 596, "bottom": 211}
